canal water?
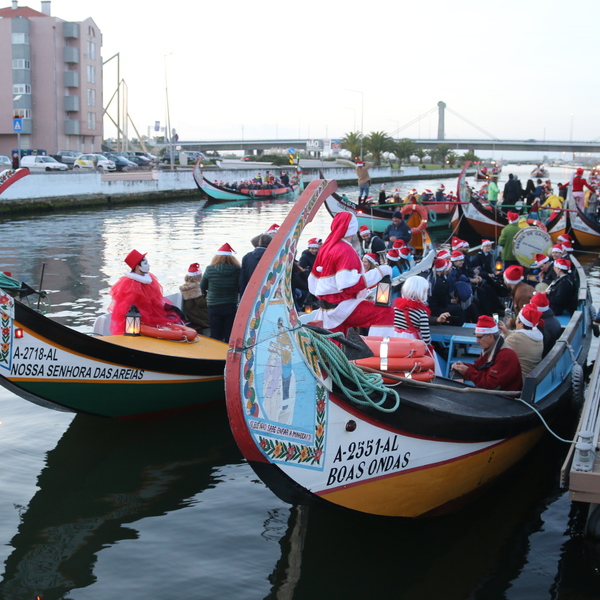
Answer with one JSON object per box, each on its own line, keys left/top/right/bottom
{"left": 0, "top": 164, "right": 599, "bottom": 599}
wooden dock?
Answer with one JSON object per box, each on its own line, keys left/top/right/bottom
{"left": 561, "top": 342, "right": 600, "bottom": 535}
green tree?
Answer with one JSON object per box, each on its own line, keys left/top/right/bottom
{"left": 446, "top": 150, "right": 458, "bottom": 167}
{"left": 413, "top": 148, "right": 426, "bottom": 164}
{"left": 341, "top": 131, "right": 363, "bottom": 161}
{"left": 436, "top": 143, "right": 452, "bottom": 167}
{"left": 363, "top": 131, "right": 394, "bottom": 166}
{"left": 461, "top": 150, "right": 481, "bottom": 164}
{"left": 392, "top": 139, "right": 416, "bottom": 165}
{"left": 425, "top": 148, "right": 438, "bottom": 164}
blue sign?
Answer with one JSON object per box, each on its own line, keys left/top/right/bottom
{"left": 154, "top": 120, "right": 160, "bottom": 132}
{"left": 288, "top": 147, "right": 295, "bottom": 154}
{"left": 13, "top": 118, "right": 22, "bottom": 132}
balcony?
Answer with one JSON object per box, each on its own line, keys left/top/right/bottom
{"left": 63, "top": 46, "right": 79, "bottom": 64}
{"left": 63, "top": 22, "right": 79, "bottom": 39}
{"left": 64, "top": 96, "right": 80, "bottom": 112}
{"left": 64, "top": 70, "right": 79, "bottom": 88}
{"left": 64, "top": 119, "right": 80, "bottom": 135}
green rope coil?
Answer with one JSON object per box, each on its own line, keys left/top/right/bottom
{"left": 0, "top": 272, "right": 23, "bottom": 290}
{"left": 302, "top": 328, "right": 400, "bottom": 413}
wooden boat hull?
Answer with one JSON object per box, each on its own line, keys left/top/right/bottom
{"left": 226, "top": 179, "right": 593, "bottom": 517}
{"left": 568, "top": 204, "right": 600, "bottom": 247}
{"left": 0, "top": 167, "right": 29, "bottom": 195}
{"left": 0, "top": 294, "right": 227, "bottom": 419}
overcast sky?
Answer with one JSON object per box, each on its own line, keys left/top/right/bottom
{"left": 44, "top": 0, "right": 600, "bottom": 146}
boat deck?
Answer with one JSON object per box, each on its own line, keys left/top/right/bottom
{"left": 561, "top": 343, "right": 600, "bottom": 504}
{"left": 101, "top": 334, "right": 228, "bottom": 360}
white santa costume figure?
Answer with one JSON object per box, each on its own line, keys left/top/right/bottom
{"left": 308, "top": 211, "right": 395, "bottom": 336}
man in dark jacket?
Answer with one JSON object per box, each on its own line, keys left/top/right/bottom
{"left": 358, "top": 225, "right": 386, "bottom": 260}
{"left": 239, "top": 234, "right": 271, "bottom": 295}
{"left": 503, "top": 173, "right": 523, "bottom": 205}
{"left": 530, "top": 292, "right": 561, "bottom": 357}
{"left": 382, "top": 211, "right": 412, "bottom": 247}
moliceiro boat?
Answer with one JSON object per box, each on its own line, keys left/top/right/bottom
{"left": 225, "top": 179, "right": 593, "bottom": 518}
{"left": 0, "top": 285, "right": 227, "bottom": 419}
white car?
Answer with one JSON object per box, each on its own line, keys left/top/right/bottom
{"left": 0, "top": 155, "right": 11, "bottom": 172}
{"left": 20, "top": 155, "right": 69, "bottom": 172}
{"left": 74, "top": 153, "right": 116, "bottom": 172}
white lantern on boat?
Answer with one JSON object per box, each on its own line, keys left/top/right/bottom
{"left": 374, "top": 275, "right": 392, "bottom": 307}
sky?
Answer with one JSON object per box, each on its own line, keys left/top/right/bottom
{"left": 31, "top": 0, "right": 600, "bottom": 152}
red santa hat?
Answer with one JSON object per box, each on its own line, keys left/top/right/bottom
{"left": 558, "top": 234, "right": 573, "bottom": 243}
{"left": 398, "top": 246, "right": 411, "bottom": 259}
{"left": 481, "top": 239, "right": 493, "bottom": 247}
{"left": 562, "top": 240, "right": 574, "bottom": 253}
{"left": 531, "top": 253, "right": 550, "bottom": 267}
{"left": 451, "top": 236, "right": 463, "bottom": 250}
{"left": 266, "top": 223, "right": 280, "bottom": 235}
{"left": 503, "top": 265, "right": 524, "bottom": 285}
{"left": 555, "top": 258, "right": 571, "bottom": 271}
{"left": 519, "top": 304, "right": 542, "bottom": 328}
{"left": 124, "top": 249, "right": 146, "bottom": 270}
{"left": 187, "top": 262, "right": 201, "bottom": 276}
{"left": 216, "top": 243, "right": 236, "bottom": 255}
{"left": 393, "top": 239, "right": 406, "bottom": 249}
{"left": 307, "top": 238, "right": 321, "bottom": 248}
{"left": 437, "top": 249, "right": 451, "bottom": 260}
{"left": 356, "top": 160, "right": 364, "bottom": 166}
{"left": 364, "top": 253, "right": 379, "bottom": 265}
{"left": 438, "top": 184, "right": 445, "bottom": 190}
{"left": 386, "top": 249, "right": 400, "bottom": 261}
{"left": 531, "top": 292, "right": 550, "bottom": 312}
{"left": 359, "top": 225, "right": 371, "bottom": 237}
{"left": 475, "top": 315, "right": 499, "bottom": 335}
{"left": 410, "top": 188, "right": 418, "bottom": 194}
{"left": 507, "top": 211, "right": 520, "bottom": 223}
{"left": 435, "top": 258, "right": 449, "bottom": 271}
{"left": 551, "top": 244, "right": 564, "bottom": 255}
{"left": 424, "top": 189, "right": 433, "bottom": 195}
{"left": 451, "top": 250, "right": 465, "bottom": 261}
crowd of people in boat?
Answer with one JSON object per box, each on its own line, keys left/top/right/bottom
{"left": 216, "top": 171, "right": 298, "bottom": 191}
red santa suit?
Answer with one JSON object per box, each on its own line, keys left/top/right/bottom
{"left": 308, "top": 212, "right": 394, "bottom": 335}
{"left": 108, "top": 272, "right": 182, "bottom": 334}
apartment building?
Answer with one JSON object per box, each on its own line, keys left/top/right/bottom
{"left": 0, "top": 1, "right": 102, "bottom": 156}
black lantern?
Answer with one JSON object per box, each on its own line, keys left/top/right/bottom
{"left": 124, "top": 305, "right": 141, "bottom": 336}
{"left": 374, "top": 275, "right": 392, "bottom": 307}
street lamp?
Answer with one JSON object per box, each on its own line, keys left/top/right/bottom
{"left": 164, "top": 53, "right": 174, "bottom": 170}
{"left": 13, "top": 95, "right": 22, "bottom": 168}
{"left": 346, "top": 89, "right": 364, "bottom": 159}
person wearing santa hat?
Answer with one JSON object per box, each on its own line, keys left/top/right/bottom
{"left": 498, "top": 304, "right": 543, "bottom": 380}
{"left": 359, "top": 224, "right": 386, "bottom": 259}
{"left": 356, "top": 159, "right": 371, "bottom": 201}
{"left": 503, "top": 264, "right": 534, "bottom": 322}
{"left": 498, "top": 211, "right": 522, "bottom": 268}
{"left": 530, "top": 253, "right": 556, "bottom": 288}
{"left": 545, "top": 258, "right": 576, "bottom": 316}
{"left": 307, "top": 211, "right": 394, "bottom": 336}
{"left": 434, "top": 184, "right": 446, "bottom": 203}
{"left": 451, "top": 315, "right": 522, "bottom": 391}
{"left": 530, "top": 292, "right": 561, "bottom": 355}
{"left": 362, "top": 252, "right": 379, "bottom": 272}
{"left": 561, "top": 168, "right": 595, "bottom": 211}
{"left": 470, "top": 239, "right": 495, "bottom": 281}
{"left": 179, "top": 263, "right": 209, "bottom": 332}
{"left": 251, "top": 224, "right": 280, "bottom": 248}
{"left": 108, "top": 250, "right": 185, "bottom": 335}
{"left": 200, "top": 243, "right": 241, "bottom": 342}
{"left": 428, "top": 258, "right": 465, "bottom": 325}
{"left": 298, "top": 237, "right": 322, "bottom": 275}
{"left": 382, "top": 210, "right": 412, "bottom": 248}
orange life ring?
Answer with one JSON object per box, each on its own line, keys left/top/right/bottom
{"left": 361, "top": 336, "right": 426, "bottom": 358}
{"left": 526, "top": 219, "right": 547, "bottom": 232}
{"left": 401, "top": 203, "right": 428, "bottom": 234}
{"left": 353, "top": 355, "right": 435, "bottom": 372}
{"left": 140, "top": 323, "right": 198, "bottom": 341}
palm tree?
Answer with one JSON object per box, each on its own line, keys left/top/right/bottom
{"left": 341, "top": 131, "right": 363, "bottom": 161}
{"left": 363, "top": 131, "right": 394, "bottom": 166}
{"left": 461, "top": 150, "right": 481, "bottom": 164}
{"left": 436, "top": 143, "right": 452, "bottom": 168}
{"left": 413, "top": 148, "right": 426, "bottom": 164}
{"left": 392, "top": 139, "right": 416, "bottom": 165}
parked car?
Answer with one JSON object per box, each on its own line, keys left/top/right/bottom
{"left": 161, "top": 151, "right": 176, "bottom": 164}
{"left": 184, "top": 151, "right": 206, "bottom": 164}
{"left": 52, "top": 150, "right": 82, "bottom": 168}
{"left": 20, "top": 155, "right": 69, "bottom": 172}
{"left": 128, "top": 155, "right": 153, "bottom": 168}
{"left": 0, "top": 155, "right": 11, "bottom": 172}
{"left": 135, "top": 151, "right": 157, "bottom": 161}
{"left": 104, "top": 153, "right": 138, "bottom": 172}
{"left": 74, "top": 154, "right": 116, "bottom": 172}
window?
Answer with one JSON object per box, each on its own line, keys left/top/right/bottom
{"left": 87, "top": 112, "right": 96, "bottom": 129}
{"left": 86, "top": 65, "right": 95, "bottom": 83}
{"left": 87, "top": 89, "right": 96, "bottom": 106}
{"left": 87, "top": 42, "right": 96, "bottom": 60}
{"left": 13, "top": 109, "right": 31, "bottom": 119}
{"left": 13, "top": 84, "right": 31, "bottom": 95}
{"left": 12, "top": 33, "right": 29, "bottom": 44}
{"left": 12, "top": 59, "right": 30, "bottom": 70}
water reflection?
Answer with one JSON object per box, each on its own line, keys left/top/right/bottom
{"left": 0, "top": 405, "right": 241, "bottom": 600}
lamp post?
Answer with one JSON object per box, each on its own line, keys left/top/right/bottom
{"left": 164, "top": 53, "right": 174, "bottom": 170}
{"left": 13, "top": 95, "right": 22, "bottom": 167}
{"left": 346, "top": 89, "right": 364, "bottom": 159}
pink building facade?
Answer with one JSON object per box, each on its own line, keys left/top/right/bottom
{"left": 0, "top": 1, "right": 103, "bottom": 157}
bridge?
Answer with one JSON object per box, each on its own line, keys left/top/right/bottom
{"left": 173, "top": 101, "right": 600, "bottom": 155}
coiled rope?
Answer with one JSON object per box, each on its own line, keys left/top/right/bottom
{"left": 302, "top": 327, "right": 400, "bottom": 413}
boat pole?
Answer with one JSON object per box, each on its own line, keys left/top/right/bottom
{"left": 37, "top": 262, "right": 45, "bottom": 311}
